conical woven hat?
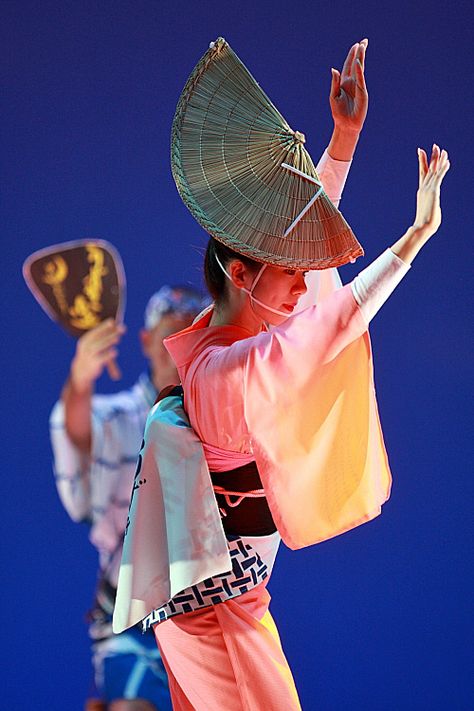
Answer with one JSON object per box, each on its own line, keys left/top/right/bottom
{"left": 23, "top": 239, "right": 126, "bottom": 338}
{"left": 171, "top": 38, "right": 363, "bottom": 270}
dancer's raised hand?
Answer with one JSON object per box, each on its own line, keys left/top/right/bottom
{"left": 413, "top": 144, "right": 450, "bottom": 240}
{"left": 330, "top": 39, "right": 369, "bottom": 133}
{"left": 70, "top": 318, "right": 126, "bottom": 394}
{"left": 392, "top": 145, "right": 450, "bottom": 264}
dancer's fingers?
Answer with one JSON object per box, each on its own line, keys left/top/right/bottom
{"left": 106, "top": 357, "right": 122, "bottom": 381}
{"left": 330, "top": 68, "right": 341, "bottom": 99}
{"left": 437, "top": 150, "right": 450, "bottom": 181}
{"left": 429, "top": 144, "right": 440, "bottom": 174}
{"left": 355, "top": 58, "right": 367, "bottom": 93}
{"left": 440, "top": 159, "right": 451, "bottom": 180}
{"left": 355, "top": 40, "right": 367, "bottom": 74}
{"left": 418, "top": 148, "right": 429, "bottom": 185}
{"left": 83, "top": 325, "right": 125, "bottom": 356}
{"left": 341, "top": 43, "right": 358, "bottom": 81}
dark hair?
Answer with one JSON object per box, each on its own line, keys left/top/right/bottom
{"left": 204, "top": 237, "right": 260, "bottom": 302}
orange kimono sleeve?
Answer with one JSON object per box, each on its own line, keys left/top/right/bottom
{"left": 242, "top": 285, "right": 391, "bottom": 549}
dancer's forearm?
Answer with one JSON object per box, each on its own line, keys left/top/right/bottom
{"left": 327, "top": 126, "right": 360, "bottom": 161}
{"left": 62, "top": 377, "right": 93, "bottom": 454}
{"left": 391, "top": 226, "right": 430, "bottom": 265}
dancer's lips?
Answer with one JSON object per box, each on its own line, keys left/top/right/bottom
{"left": 282, "top": 303, "right": 297, "bottom": 312}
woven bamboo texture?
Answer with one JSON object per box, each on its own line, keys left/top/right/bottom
{"left": 171, "top": 38, "right": 363, "bottom": 269}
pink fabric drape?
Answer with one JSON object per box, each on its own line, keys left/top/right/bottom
{"left": 154, "top": 582, "right": 301, "bottom": 711}
{"left": 165, "top": 284, "right": 391, "bottom": 551}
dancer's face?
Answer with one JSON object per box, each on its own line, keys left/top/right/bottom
{"left": 248, "top": 265, "right": 308, "bottom": 326}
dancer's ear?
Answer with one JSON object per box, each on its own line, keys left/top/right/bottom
{"left": 227, "top": 259, "right": 254, "bottom": 291}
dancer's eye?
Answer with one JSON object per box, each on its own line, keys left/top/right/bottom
{"left": 283, "top": 269, "right": 297, "bottom": 276}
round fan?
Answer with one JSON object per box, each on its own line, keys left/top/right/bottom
{"left": 23, "top": 239, "right": 126, "bottom": 338}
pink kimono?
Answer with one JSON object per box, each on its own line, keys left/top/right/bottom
{"left": 113, "top": 152, "right": 409, "bottom": 710}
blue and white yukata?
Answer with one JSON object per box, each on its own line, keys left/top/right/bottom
{"left": 50, "top": 373, "right": 171, "bottom": 709}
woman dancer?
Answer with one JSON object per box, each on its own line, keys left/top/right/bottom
{"left": 146, "top": 143, "right": 449, "bottom": 710}
{"left": 114, "top": 40, "right": 449, "bottom": 710}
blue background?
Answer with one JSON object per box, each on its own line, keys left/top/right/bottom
{"left": 2, "top": 1, "right": 472, "bottom": 709}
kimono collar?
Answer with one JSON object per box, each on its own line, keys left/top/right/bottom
{"left": 164, "top": 305, "right": 257, "bottom": 369}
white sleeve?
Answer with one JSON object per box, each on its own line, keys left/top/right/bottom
{"left": 315, "top": 149, "right": 352, "bottom": 209}
{"left": 50, "top": 400, "right": 92, "bottom": 522}
{"left": 296, "top": 150, "right": 351, "bottom": 311}
{"left": 49, "top": 393, "right": 124, "bottom": 523}
{"left": 351, "top": 249, "right": 411, "bottom": 323}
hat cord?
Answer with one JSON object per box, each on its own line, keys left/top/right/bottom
{"left": 214, "top": 253, "right": 290, "bottom": 318}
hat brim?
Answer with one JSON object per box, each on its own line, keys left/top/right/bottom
{"left": 171, "top": 38, "right": 363, "bottom": 270}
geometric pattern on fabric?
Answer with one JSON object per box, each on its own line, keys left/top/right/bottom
{"left": 142, "top": 537, "right": 268, "bottom": 631}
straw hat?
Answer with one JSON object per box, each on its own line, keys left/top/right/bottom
{"left": 23, "top": 239, "right": 126, "bottom": 338}
{"left": 171, "top": 37, "right": 363, "bottom": 270}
